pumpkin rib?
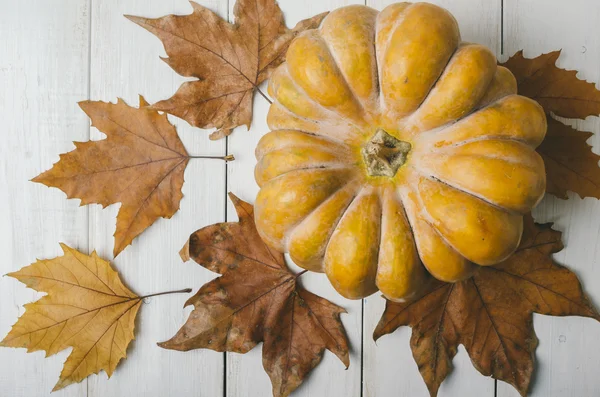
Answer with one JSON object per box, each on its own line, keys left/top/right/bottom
{"left": 316, "top": 32, "right": 372, "bottom": 122}
{"left": 410, "top": 175, "right": 522, "bottom": 266}
{"left": 378, "top": 3, "right": 460, "bottom": 121}
{"left": 288, "top": 181, "right": 362, "bottom": 272}
{"left": 376, "top": 2, "right": 430, "bottom": 94}
{"left": 256, "top": 152, "right": 355, "bottom": 187}
{"left": 398, "top": 185, "right": 476, "bottom": 282}
{"left": 286, "top": 30, "right": 368, "bottom": 125}
{"left": 255, "top": 132, "right": 354, "bottom": 162}
{"left": 373, "top": 189, "right": 384, "bottom": 291}
{"left": 271, "top": 64, "right": 368, "bottom": 133}
{"left": 410, "top": 45, "right": 460, "bottom": 117}
{"left": 268, "top": 65, "right": 332, "bottom": 122}
{"left": 408, "top": 165, "right": 521, "bottom": 216}
{"left": 475, "top": 65, "right": 518, "bottom": 109}
{"left": 404, "top": 184, "right": 477, "bottom": 266}
{"left": 319, "top": 5, "right": 380, "bottom": 115}
{"left": 255, "top": 130, "right": 352, "bottom": 161}
{"left": 394, "top": 42, "right": 457, "bottom": 126}
{"left": 322, "top": 185, "right": 367, "bottom": 256}
{"left": 405, "top": 43, "right": 498, "bottom": 134}
{"left": 267, "top": 64, "right": 339, "bottom": 122}
{"left": 328, "top": 185, "right": 370, "bottom": 228}
{"left": 267, "top": 101, "right": 365, "bottom": 145}
{"left": 267, "top": 98, "right": 320, "bottom": 134}
{"left": 429, "top": 138, "right": 546, "bottom": 172}
{"left": 374, "top": 3, "right": 411, "bottom": 112}
{"left": 448, "top": 151, "right": 540, "bottom": 168}
{"left": 324, "top": 186, "right": 381, "bottom": 298}
{"left": 403, "top": 43, "right": 460, "bottom": 118}
{"left": 403, "top": 71, "right": 496, "bottom": 140}
{"left": 410, "top": 151, "right": 545, "bottom": 215}
{"left": 426, "top": 141, "right": 542, "bottom": 165}
{"left": 258, "top": 165, "right": 356, "bottom": 188}
{"left": 412, "top": 94, "right": 547, "bottom": 149}
{"left": 425, "top": 134, "right": 544, "bottom": 151}
{"left": 285, "top": 177, "right": 362, "bottom": 237}
{"left": 257, "top": 141, "right": 351, "bottom": 161}
{"left": 255, "top": 168, "right": 356, "bottom": 250}
{"left": 392, "top": 184, "right": 416, "bottom": 237}
{"left": 411, "top": 45, "right": 458, "bottom": 111}
{"left": 375, "top": 185, "right": 426, "bottom": 301}
{"left": 267, "top": 102, "right": 323, "bottom": 135}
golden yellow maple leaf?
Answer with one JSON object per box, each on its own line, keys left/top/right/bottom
{"left": 1, "top": 243, "right": 143, "bottom": 391}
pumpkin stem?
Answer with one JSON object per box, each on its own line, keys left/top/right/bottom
{"left": 362, "top": 130, "right": 411, "bottom": 177}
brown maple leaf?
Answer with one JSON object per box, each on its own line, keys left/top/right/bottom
{"left": 374, "top": 216, "right": 600, "bottom": 397}
{"left": 539, "top": 117, "right": 600, "bottom": 198}
{"left": 501, "top": 51, "right": 600, "bottom": 199}
{"left": 502, "top": 50, "right": 600, "bottom": 119}
{"left": 160, "top": 193, "right": 349, "bottom": 397}
{"left": 34, "top": 97, "right": 195, "bottom": 257}
{"left": 126, "top": 1, "right": 328, "bottom": 140}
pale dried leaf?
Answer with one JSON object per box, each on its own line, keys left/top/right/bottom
{"left": 1, "top": 244, "right": 142, "bottom": 391}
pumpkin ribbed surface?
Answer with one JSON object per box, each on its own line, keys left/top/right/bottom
{"left": 254, "top": 2, "right": 547, "bottom": 301}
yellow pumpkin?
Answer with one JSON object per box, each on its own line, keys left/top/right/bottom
{"left": 254, "top": 2, "right": 547, "bottom": 301}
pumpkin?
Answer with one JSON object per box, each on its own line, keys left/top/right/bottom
{"left": 253, "top": 2, "right": 547, "bottom": 301}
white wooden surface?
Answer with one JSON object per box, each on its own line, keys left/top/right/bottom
{"left": 501, "top": 1, "right": 600, "bottom": 395}
{"left": 1, "top": 1, "right": 599, "bottom": 396}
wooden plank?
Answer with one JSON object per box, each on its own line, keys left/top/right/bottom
{"left": 363, "top": 1, "right": 499, "bottom": 396}
{"left": 224, "top": 1, "right": 365, "bottom": 396}
{"left": 501, "top": 1, "right": 600, "bottom": 396}
{"left": 87, "top": 1, "right": 226, "bottom": 396}
{"left": 0, "top": 1, "right": 91, "bottom": 396}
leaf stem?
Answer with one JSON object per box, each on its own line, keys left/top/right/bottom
{"left": 256, "top": 87, "right": 273, "bottom": 104}
{"left": 296, "top": 270, "right": 308, "bottom": 278}
{"left": 140, "top": 288, "right": 192, "bottom": 300}
{"left": 188, "top": 154, "right": 235, "bottom": 161}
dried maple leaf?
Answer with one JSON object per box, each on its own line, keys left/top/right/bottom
{"left": 501, "top": 51, "right": 600, "bottom": 199}
{"left": 161, "top": 193, "right": 349, "bottom": 397}
{"left": 502, "top": 50, "right": 600, "bottom": 119}
{"left": 126, "top": 1, "right": 328, "bottom": 140}
{"left": 374, "top": 216, "right": 600, "bottom": 397}
{"left": 539, "top": 117, "right": 600, "bottom": 198}
{"left": 34, "top": 97, "right": 193, "bottom": 257}
{"left": 1, "top": 243, "right": 143, "bottom": 391}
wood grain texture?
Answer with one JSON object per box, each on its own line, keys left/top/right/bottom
{"left": 0, "top": 1, "right": 91, "bottom": 396}
{"left": 502, "top": 0, "right": 600, "bottom": 395}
